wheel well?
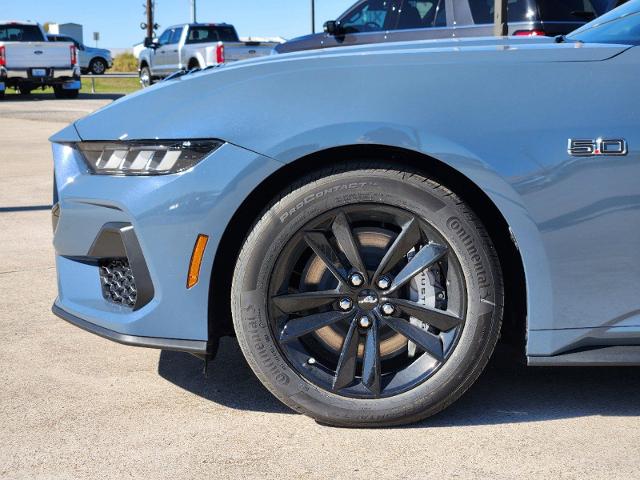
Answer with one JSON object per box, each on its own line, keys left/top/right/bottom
{"left": 91, "top": 57, "right": 106, "bottom": 64}
{"left": 139, "top": 61, "right": 149, "bottom": 70}
{"left": 208, "top": 145, "right": 527, "bottom": 358}
{"left": 187, "top": 58, "right": 200, "bottom": 69}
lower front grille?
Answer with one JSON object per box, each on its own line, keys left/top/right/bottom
{"left": 99, "top": 259, "right": 138, "bottom": 308}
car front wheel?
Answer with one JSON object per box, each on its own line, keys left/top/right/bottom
{"left": 139, "top": 66, "right": 153, "bottom": 88}
{"left": 231, "top": 165, "right": 504, "bottom": 427}
{"left": 89, "top": 58, "right": 108, "bottom": 75}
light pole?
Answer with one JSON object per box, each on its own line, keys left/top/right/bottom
{"left": 191, "top": 0, "right": 197, "bottom": 23}
{"left": 493, "top": 0, "right": 508, "bottom": 36}
{"left": 311, "top": 0, "right": 316, "bottom": 34}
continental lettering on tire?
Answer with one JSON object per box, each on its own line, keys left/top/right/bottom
{"left": 446, "top": 217, "right": 491, "bottom": 297}
{"left": 279, "top": 182, "right": 378, "bottom": 223}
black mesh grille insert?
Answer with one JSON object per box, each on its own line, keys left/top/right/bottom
{"left": 99, "top": 259, "right": 138, "bottom": 308}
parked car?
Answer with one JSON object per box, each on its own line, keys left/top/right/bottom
{"left": 276, "top": 0, "right": 629, "bottom": 53}
{"left": 47, "top": 34, "right": 112, "bottom": 75}
{"left": 50, "top": 1, "right": 640, "bottom": 427}
{"left": 0, "top": 21, "right": 80, "bottom": 99}
{"left": 138, "top": 23, "right": 279, "bottom": 87}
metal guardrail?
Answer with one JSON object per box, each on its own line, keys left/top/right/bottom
{"left": 83, "top": 73, "right": 139, "bottom": 93}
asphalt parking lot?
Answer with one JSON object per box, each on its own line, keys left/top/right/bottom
{"left": 1, "top": 94, "right": 640, "bottom": 480}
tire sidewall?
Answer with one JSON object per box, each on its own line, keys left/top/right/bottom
{"left": 232, "top": 169, "right": 501, "bottom": 425}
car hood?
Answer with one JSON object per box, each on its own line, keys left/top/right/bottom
{"left": 68, "top": 37, "right": 631, "bottom": 145}
{"left": 84, "top": 46, "right": 111, "bottom": 57}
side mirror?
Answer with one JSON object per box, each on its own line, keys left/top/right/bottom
{"left": 323, "top": 20, "right": 342, "bottom": 36}
{"left": 144, "top": 37, "right": 158, "bottom": 48}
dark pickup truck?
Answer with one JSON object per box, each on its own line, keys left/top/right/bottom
{"left": 276, "top": 0, "right": 627, "bottom": 54}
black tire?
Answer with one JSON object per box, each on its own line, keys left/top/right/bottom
{"left": 19, "top": 86, "right": 32, "bottom": 95}
{"left": 231, "top": 165, "right": 504, "bottom": 427}
{"left": 139, "top": 66, "right": 153, "bottom": 88}
{"left": 187, "top": 59, "right": 200, "bottom": 70}
{"left": 89, "top": 58, "right": 108, "bottom": 75}
{"left": 53, "top": 86, "right": 79, "bottom": 99}
{"left": 0, "top": 91, "right": 4, "bottom": 100}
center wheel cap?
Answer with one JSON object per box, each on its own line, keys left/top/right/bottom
{"left": 357, "top": 289, "right": 379, "bottom": 311}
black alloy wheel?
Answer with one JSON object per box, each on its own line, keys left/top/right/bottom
{"left": 268, "top": 205, "right": 466, "bottom": 399}
{"left": 232, "top": 165, "right": 503, "bottom": 427}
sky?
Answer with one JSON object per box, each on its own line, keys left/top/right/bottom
{"left": 3, "top": 0, "right": 355, "bottom": 48}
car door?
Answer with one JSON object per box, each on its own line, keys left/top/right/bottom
{"left": 163, "top": 27, "right": 183, "bottom": 72}
{"left": 154, "top": 28, "right": 175, "bottom": 75}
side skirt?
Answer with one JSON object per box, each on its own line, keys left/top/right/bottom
{"left": 528, "top": 346, "right": 640, "bottom": 366}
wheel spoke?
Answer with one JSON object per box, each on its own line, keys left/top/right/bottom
{"left": 388, "top": 298, "right": 461, "bottom": 332}
{"left": 386, "top": 243, "right": 448, "bottom": 294}
{"left": 361, "top": 317, "right": 382, "bottom": 395}
{"left": 280, "top": 311, "right": 353, "bottom": 343}
{"left": 304, "top": 232, "right": 348, "bottom": 284}
{"left": 373, "top": 218, "right": 421, "bottom": 281}
{"left": 332, "top": 318, "right": 360, "bottom": 391}
{"left": 378, "top": 313, "right": 444, "bottom": 361}
{"left": 273, "top": 290, "right": 344, "bottom": 314}
{"left": 332, "top": 212, "right": 367, "bottom": 279}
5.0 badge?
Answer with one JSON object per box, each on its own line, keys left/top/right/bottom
{"left": 568, "top": 138, "right": 628, "bottom": 156}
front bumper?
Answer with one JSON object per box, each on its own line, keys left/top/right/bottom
{"left": 52, "top": 304, "right": 208, "bottom": 354}
{"left": 51, "top": 138, "right": 282, "bottom": 352}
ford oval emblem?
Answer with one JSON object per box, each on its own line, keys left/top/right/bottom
{"left": 34, "top": 50, "right": 44, "bottom": 55}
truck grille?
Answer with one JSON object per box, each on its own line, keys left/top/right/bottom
{"left": 99, "top": 259, "right": 137, "bottom": 308}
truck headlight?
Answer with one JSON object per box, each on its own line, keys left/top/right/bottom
{"left": 76, "top": 139, "right": 224, "bottom": 175}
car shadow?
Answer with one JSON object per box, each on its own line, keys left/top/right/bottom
{"left": 1, "top": 93, "right": 125, "bottom": 101}
{"left": 158, "top": 339, "right": 640, "bottom": 425}
{"left": 158, "top": 338, "right": 294, "bottom": 414}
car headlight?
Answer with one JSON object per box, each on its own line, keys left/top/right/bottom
{"left": 76, "top": 139, "right": 224, "bottom": 175}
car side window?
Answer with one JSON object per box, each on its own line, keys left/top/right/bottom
{"left": 169, "top": 27, "right": 183, "bottom": 44}
{"left": 340, "top": 0, "right": 402, "bottom": 33}
{"left": 397, "top": 0, "right": 447, "bottom": 29}
{"left": 468, "top": 0, "right": 538, "bottom": 24}
{"left": 157, "top": 29, "right": 173, "bottom": 46}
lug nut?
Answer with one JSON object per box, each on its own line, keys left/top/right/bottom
{"left": 349, "top": 273, "right": 365, "bottom": 287}
{"left": 359, "top": 316, "right": 372, "bottom": 329}
{"left": 376, "top": 276, "right": 391, "bottom": 290}
{"left": 307, "top": 357, "right": 316, "bottom": 365}
{"left": 381, "top": 303, "right": 395, "bottom": 316}
{"left": 339, "top": 298, "right": 353, "bottom": 311}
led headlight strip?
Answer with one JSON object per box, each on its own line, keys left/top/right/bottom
{"left": 76, "top": 139, "right": 223, "bottom": 175}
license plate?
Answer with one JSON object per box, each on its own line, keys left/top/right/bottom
{"left": 32, "top": 69, "right": 46, "bottom": 77}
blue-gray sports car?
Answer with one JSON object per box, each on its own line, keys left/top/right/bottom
{"left": 50, "top": 1, "right": 640, "bottom": 426}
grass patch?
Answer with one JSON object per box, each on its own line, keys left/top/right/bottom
{"left": 112, "top": 53, "right": 138, "bottom": 73}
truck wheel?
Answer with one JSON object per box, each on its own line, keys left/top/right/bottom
{"left": 89, "top": 58, "right": 108, "bottom": 75}
{"left": 0, "top": 91, "right": 4, "bottom": 100}
{"left": 54, "top": 86, "right": 79, "bottom": 99}
{"left": 19, "top": 86, "right": 32, "bottom": 95}
{"left": 140, "top": 66, "right": 153, "bottom": 88}
{"left": 231, "top": 165, "right": 504, "bottom": 427}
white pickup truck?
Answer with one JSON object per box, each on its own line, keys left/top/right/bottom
{"left": 138, "top": 23, "right": 279, "bottom": 87}
{"left": 0, "top": 21, "right": 81, "bottom": 99}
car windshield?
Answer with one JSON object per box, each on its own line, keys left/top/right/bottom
{"left": 567, "top": 1, "right": 640, "bottom": 44}
{"left": 0, "top": 24, "right": 44, "bottom": 42}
